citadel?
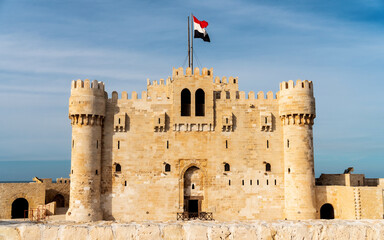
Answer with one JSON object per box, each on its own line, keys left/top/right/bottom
{"left": 65, "top": 66, "right": 384, "bottom": 222}
{"left": 1, "top": 67, "right": 383, "bottom": 222}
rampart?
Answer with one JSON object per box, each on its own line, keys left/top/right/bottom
{"left": 1, "top": 220, "right": 384, "bottom": 240}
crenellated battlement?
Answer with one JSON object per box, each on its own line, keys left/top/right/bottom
{"left": 71, "top": 79, "right": 105, "bottom": 92}
{"left": 279, "top": 80, "right": 313, "bottom": 93}
{"left": 172, "top": 67, "right": 214, "bottom": 78}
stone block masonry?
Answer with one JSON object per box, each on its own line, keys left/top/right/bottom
{"left": 1, "top": 220, "right": 384, "bottom": 239}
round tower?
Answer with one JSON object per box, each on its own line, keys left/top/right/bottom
{"left": 278, "top": 79, "right": 316, "bottom": 220}
{"left": 66, "top": 79, "right": 106, "bottom": 222}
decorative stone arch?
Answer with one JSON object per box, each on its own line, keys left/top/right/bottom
{"left": 179, "top": 162, "right": 208, "bottom": 213}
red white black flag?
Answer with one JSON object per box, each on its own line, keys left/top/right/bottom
{"left": 193, "top": 16, "right": 210, "bottom": 42}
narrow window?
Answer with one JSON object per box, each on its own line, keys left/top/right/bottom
{"left": 118, "top": 118, "right": 121, "bottom": 124}
{"left": 72, "top": 140, "right": 74, "bottom": 148}
{"left": 65, "top": 180, "right": 67, "bottom": 183}
{"left": 358, "top": 180, "right": 360, "bottom": 186}
{"left": 215, "top": 91, "right": 221, "bottom": 99}
{"left": 265, "top": 117, "right": 267, "bottom": 124}
{"left": 124, "top": 181, "right": 127, "bottom": 186}
{"left": 158, "top": 118, "right": 160, "bottom": 124}
{"left": 274, "top": 179, "right": 277, "bottom": 185}
{"left": 288, "top": 168, "right": 291, "bottom": 174}
{"left": 207, "top": 70, "right": 211, "bottom": 76}
{"left": 234, "top": 79, "right": 237, "bottom": 84}
{"left": 71, "top": 170, "right": 73, "bottom": 174}
{"left": 224, "top": 163, "right": 230, "bottom": 172}
{"left": 167, "top": 140, "right": 169, "bottom": 149}
{"left": 287, "top": 139, "right": 290, "bottom": 148}
{"left": 267, "top": 180, "right": 269, "bottom": 185}
{"left": 165, "top": 163, "right": 171, "bottom": 172}
{"left": 96, "top": 140, "right": 98, "bottom": 149}
{"left": 116, "top": 164, "right": 121, "bottom": 172}
{"left": 96, "top": 170, "right": 98, "bottom": 175}
{"left": 195, "top": 89, "right": 205, "bottom": 116}
{"left": 267, "top": 140, "right": 269, "bottom": 149}
{"left": 257, "top": 180, "right": 259, "bottom": 185}
{"left": 226, "top": 91, "right": 230, "bottom": 99}
{"left": 229, "top": 180, "right": 231, "bottom": 186}
{"left": 266, "top": 163, "right": 271, "bottom": 172}
{"left": 250, "top": 180, "right": 252, "bottom": 185}
{"left": 302, "top": 83, "right": 304, "bottom": 88}
{"left": 226, "top": 118, "right": 229, "bottom": 124}
{"left": 192, "top": 184, "right": 195, "bottom": 189}
{"left": 236, "top": 91, "right": 239, "bottom": 99}
{"left": 118, "top": 141, "right": 120, "bottom": 149}
{"left": 226, "top": 140, "right": 228, "bottom": 149}
{"left": 60, "top": 180, "right": 62, "bottom": 183}
{"left": 181, "top": 89, "right": 191, "bottom": 116}
{"left": 242, "top": 180, "right": 244, "bottom": 185}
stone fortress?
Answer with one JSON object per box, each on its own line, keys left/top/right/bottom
{"left": 66, "top": 66, "right": 384, "bottom": 223}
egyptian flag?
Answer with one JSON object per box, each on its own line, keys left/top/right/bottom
{"left": 193, "top": 16, "right": 210, "bottom": 42}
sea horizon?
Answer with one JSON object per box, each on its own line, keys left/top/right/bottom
{"left": 0, "top": 160, "right": 70, "bottom": 182}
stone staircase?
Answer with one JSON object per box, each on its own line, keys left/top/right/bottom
{"left": 353, "top": 188, "right": 361, "bottom": 219}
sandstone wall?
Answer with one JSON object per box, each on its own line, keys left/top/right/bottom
{"left": 1, "top": 220, "right": 384, "bottom": 240}
{"left": 0, "top": 183, "right": 45, "bottom": 219}
{"left": 99, "top": 67, "right": 287, "bottom": 221}
{"left": 315, "top": 186, "right": 384, "bottom": 219}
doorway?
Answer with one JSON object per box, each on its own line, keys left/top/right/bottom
{"left": 320, "top": 203, "right": 335, "bottom": 219}
{"left": 188, "top": 199, "right": 199, "bottom": 213}
{"left": 53, "top": 194, "right": 65, "bottom": 208}
{"left": 11, "top": 198, "right": 28, "bottom": 219}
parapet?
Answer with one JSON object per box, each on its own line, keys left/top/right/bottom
{"left": 279, "top": 80, "right": 313, "bottom": 95}
{"left": 71, "top": 79, "right": 105, "bottom": 95}
{"left": 278, "top": 80, "right": 315, "bottom": 124}
{"left": 69, "top": 79, "right": 106, "bottom": 119}
{"left": 172, "top": 67, "right": 213, "bottom": 78}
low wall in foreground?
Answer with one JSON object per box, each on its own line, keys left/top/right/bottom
{"left": 1, "top": 220, "right": 384, "bottom": 240}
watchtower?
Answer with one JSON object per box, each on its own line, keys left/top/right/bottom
{"left": 278, "top": 80, "right": 316, "bottom": 219}
{"left": 66, "top": 79, "right": 106, "bottom": 222}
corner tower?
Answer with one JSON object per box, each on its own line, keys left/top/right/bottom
{"left": 278, "top": 80, "right": 316, "bottom": 219}
{"left": 66, "top": 79, "right": 106, "bottom": 222}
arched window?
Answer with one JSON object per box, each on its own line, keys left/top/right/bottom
{"left": 224, "top": 163, "right": 230, "bottom": 172}
{"left": 195, "top": 89, "right": 205, "bottom": 116}
{"left": 116, "top": 164, "right": 121, "bottom": 172}
{"left": 165, "top": 163, "right": 171, "bottom": 172}
{"left": 320, "top": 203, "right": 335, "bottom": 219}
{"left": 181, "top": 89, "right": 191, "bottom": 116}
{"left": 266, "top": 163, "right": 271, "bottom": 172}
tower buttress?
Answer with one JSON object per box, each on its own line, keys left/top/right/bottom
{"left": 278, "top": 80, "right": 316, "bottom": 220}
{"left": 66, "top": 79, "right": 106, "bottom": 222}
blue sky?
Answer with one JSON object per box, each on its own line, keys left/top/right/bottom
{"left": 0, "top": 0, "right": 383, "bottom": 180}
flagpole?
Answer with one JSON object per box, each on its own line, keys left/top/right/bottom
{"left": 188, "top": 16, "right": 190, "bottom": 68}
{"left": 191, "top": 13, "right": 194, "bottom": 73}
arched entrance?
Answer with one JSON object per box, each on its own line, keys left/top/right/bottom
{"left": 320, "top": 203, "right": 334, "bottom": 219}
{"left": 53, "top": 194, "right": 65, "bottom": 207}
{"left": 184, "top": 166, "right": 203, "bottom": 215}
{"left": 11, "top": 198, "right": 28, "bottom": 219}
